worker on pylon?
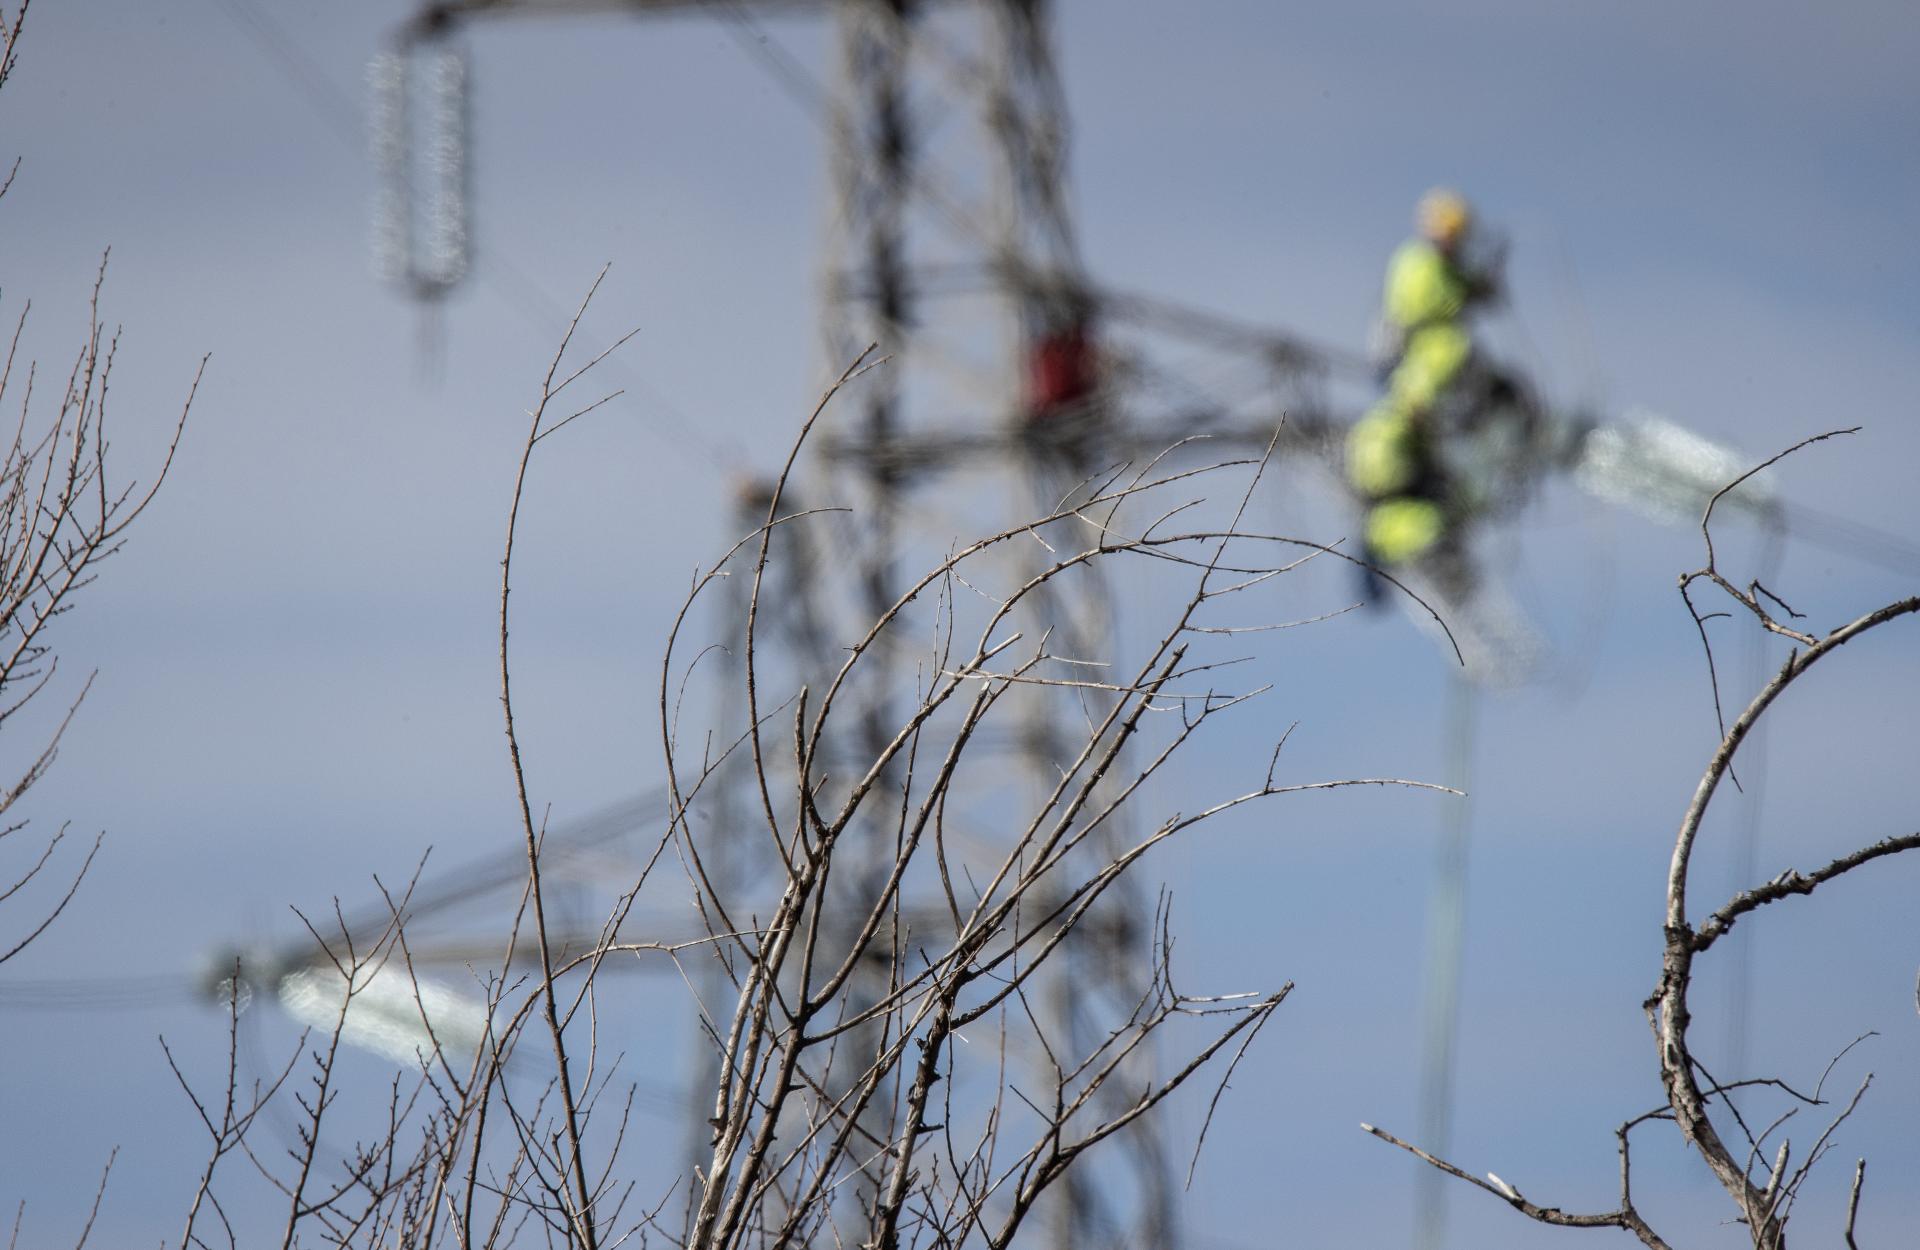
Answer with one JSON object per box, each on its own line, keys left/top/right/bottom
{"left": 1347, "top": 188, "right": 1509, "bottom": 594}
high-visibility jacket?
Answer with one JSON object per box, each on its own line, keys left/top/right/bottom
{"left": 1344, "top": 239, "right": 1480, "bottom": 564}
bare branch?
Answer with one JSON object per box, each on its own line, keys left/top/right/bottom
{"left": 1843, "top": 1159, "right": 1864, "bottom": 1249}
{"left": 1360, "top": 1123, "right": 1672, "bottom": 1248}
{"left": 1694, "top": 835, "right": 1920, "bottom": 953}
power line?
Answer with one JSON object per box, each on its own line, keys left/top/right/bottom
{"left": 1778, "top": 500, "right": 1920, "bottom": 581}
{"left": 0, "top": 973, "right": 193, "bottom": 1009}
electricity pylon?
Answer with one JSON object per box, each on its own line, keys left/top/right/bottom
{"left": 370, "top": 4, "right": 1332, "bottom": 1245}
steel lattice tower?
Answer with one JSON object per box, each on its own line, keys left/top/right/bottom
{"left": 374, "top": 5, "right": 1343, "bottom": 1245}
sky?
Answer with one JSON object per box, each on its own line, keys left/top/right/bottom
{"left": 2, "top": 1, "right": 1918, "bottom": 1246}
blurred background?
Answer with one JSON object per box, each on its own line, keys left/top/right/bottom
{"left": 1, "top": 1, "right": 1916, "bottom": 1245}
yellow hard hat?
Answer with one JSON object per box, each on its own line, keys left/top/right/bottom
{"left": 1417, "top": 188, "right": 1471, "bottom": 246}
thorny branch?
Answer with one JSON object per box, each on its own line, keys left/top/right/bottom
{"left": 495, "top": 264, "right": 638, "bottom": 1250}
{"left": 0, "top": 261, "right": 197, "bottom": 969}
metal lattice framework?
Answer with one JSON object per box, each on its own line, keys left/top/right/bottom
{"left": 361, "top": 6, "right": 1373, "bottom": 1246}
{"left": 367, "top": 7, "right": 1338, "bottom": 1247}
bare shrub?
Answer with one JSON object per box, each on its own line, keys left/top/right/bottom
{"left": 1364, "top": 429, "right": 1920, "bottom": 1249}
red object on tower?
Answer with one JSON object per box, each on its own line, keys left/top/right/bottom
{"left": 1026, "top": 322, "right": 1098, "bottom": 420}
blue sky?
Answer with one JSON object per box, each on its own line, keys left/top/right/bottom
{"left": 2, "top": 2, "right": 1917, "bottom": 1246}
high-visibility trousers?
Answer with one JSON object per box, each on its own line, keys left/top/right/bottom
{"left": 1364, "top": 497, "right": 1447, "bottom": 565}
